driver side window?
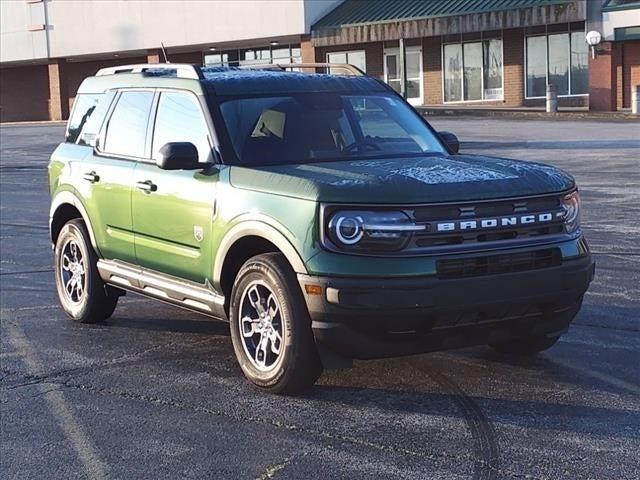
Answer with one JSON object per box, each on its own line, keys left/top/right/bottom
{"left": 152, "top": 91, "right": 212, "bottom": 163}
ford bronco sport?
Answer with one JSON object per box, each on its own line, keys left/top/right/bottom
{"left": 49, "top": 63, "right": 594, "bottom": 394}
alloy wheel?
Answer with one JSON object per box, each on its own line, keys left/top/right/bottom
{"left": 59, "top": 239, "right": 86, "bottom": 304}
{"left": 238, "top": 280, "right": 285, "bottom": 371}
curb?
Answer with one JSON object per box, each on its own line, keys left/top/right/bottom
{"left": 416, "top": 108, "right": 639, "bottom": 122}
{"left": 0, "top": 121, "right": 66, "bottom": 127}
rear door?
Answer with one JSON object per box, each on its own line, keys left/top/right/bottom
{"left": 131, "top": 89, "right": 217, "bottom": 283}
{"left": 76, "top": 89, "right": 155, "bottom": 263}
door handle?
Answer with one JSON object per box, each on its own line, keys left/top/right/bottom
{"left": 136, "top": 180, "right": 157, "bottom": 193}
{"left": 82, "top": 171, "right": 100, "bottom": 183}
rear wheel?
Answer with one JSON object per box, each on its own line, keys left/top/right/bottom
{"left": 54, "top": 219, "right": 119, "bottom": 323}
{"left": 229, "top": 253, "right": 322, "bottom": 394}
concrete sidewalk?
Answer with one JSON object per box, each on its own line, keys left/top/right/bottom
{"left": 417, "top": 105, "right": 638, "bottom": 121}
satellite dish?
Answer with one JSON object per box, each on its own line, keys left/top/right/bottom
{"left": 586, "top": 30, "right": 602, "bottom": 46}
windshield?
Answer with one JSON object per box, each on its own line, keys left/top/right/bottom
{"left": 217, "top": 93, "right": 446, "bottom": 166}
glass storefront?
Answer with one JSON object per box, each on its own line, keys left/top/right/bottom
{"left": 326, "top": 51, "right": 366, "bottom": 73}
{"left": 204, "top": 44, "right": 301, "bottom": 67}
{"left": 526, "top": 27, "right": 588, "bottom": 98}
{"left": 443, "top": 37, "right": 503, "bottom": 102}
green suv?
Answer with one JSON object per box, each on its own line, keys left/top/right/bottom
{"left": 49, "top": 63, "right": 594, "bottom": 394}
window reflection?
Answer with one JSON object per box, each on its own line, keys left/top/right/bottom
{"left": 152, "top": 92, "right": 211, "bottom": 163}
{"left": 526, "top": 29, "right": 589, "bottom": 97}
{"left": 444, "top": 39, "right": 503, "bottom": 102}
{"left": 548, "top": 33, "right": 569, "bottom": 95}
{"left": 104, "top": 91, "right": 154, "bottom": 158}
{"left": 526, "top": 36, "right": 547, "bottom": 97}
{"left": 571, "top": 31, "right": 589, "bottom": 94}
{"left": 444, "top": 43, "right": 462, "bottom": 102}
{"left": 463, "top": 42, "right": 482, "bottom": 101}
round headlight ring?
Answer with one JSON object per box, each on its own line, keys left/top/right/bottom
{"left": 334, "top": 215, "right": 364, "bottom": 245}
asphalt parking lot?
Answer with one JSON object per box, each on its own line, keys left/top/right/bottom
{"left": 1, "top": 118, "right": 639, "bottom": 480}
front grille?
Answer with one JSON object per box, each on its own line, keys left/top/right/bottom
{"left": 412, "top": 196, "right": 560, "bottom": 222}
{"left": 414, "top": 224, "right": 565, "bottom": 247}
{"left": 436, "top": 248, "right": 561, "bottom": 280}
{"left": 404, "top": 193, "right": 569, "bottom": 254}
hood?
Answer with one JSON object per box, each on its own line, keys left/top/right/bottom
{"left": 229, "top": 154, "right": 575, "bottom": 204}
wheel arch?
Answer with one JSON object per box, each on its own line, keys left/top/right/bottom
{"left": 50, "top": 191, "right": 99, "bottom": 253}
{"left": 213, "top": 221, "right": 308, "bottom": 302}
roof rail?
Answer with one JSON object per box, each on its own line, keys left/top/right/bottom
{"left": 239, "top": 63, "right": 365, "bottom": 76}
{"left": 95, "top": 63, "right": 201, "bottom": 80}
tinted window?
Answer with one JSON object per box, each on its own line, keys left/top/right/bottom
{"left": 103, "top": 91, "right": 154, "bottom": 158}
{"left": 76, "top": 91, "right": 116, "bottom": 147}
{"left": 218, "top": 93, "right": 444, "bottom": 166}
{"left": 152, "top": 91, "right": 211, "bottom": 162}
{"left": 66, "top": 94, "right": 101, "bottom": 143}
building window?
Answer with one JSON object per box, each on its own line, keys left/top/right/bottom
{"left": 204, "top": 44, "right": 301, "bottom": 67}
{"left": 526, "top": 30, "right": 588, "bottom": 98}
{"left": 204, "top": 53, "right": 229, "bottom": 66}
{"left": 443, "top": 38, "right": 503, "bottom": 102}
{"left": 326, "top": 51, "right": 366, "bottom": 73}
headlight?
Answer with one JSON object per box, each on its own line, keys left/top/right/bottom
{"left": 326, "top": 210, "right": 424, "bottom": 252}
{"left": 561, "top": 191, "right": 581, "bottom": 234}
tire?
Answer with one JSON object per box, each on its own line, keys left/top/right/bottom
{"left": 229, "top": 253, "right": 322, "bottom": 394}
{"left": 54, "top": 218, "right": 119, "bottom": 323}
{"left": 490, "top": 334, "right": 560, "bottom": 355}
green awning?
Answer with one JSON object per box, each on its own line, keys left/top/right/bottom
{"left": 602, "top": 0, "right": 640, "bottom": 12}
{"left": 314, "top": 0, "right": 576, "bottom": 29}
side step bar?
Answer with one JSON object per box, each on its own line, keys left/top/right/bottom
{"left": 97, "top": 260, "right": 226, "bottom": 319}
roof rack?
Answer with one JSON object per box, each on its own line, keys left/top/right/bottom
{"left": 238, "top": 63, "right": 365, "bottom": 76}
{"left": 95, "top": 63, "right": 201, "bottom": 80}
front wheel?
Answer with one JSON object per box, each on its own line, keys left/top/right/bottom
{"left": 229, "top": 253, "right": 322, "bottom": 394}
{"left": 54, "top": 219, "right": 119, "bottom": 323}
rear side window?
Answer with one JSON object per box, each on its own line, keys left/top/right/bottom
{"left": 152, "top": 91, "right": 212, "bottom": 163}
{"left": 103, "top": 91, "right": 154, "bottom": 158}
{"left": 66, "top": 94, "right": 101, "bottom": 143}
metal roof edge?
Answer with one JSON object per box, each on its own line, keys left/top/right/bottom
{"left": 312, "top": 0, "right": 577, "bottom": 31}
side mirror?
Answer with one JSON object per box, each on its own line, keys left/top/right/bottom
{"left": 156, "top": 142, "right": 201, "bottom": 170}
{"left": 439, "top": 131, "right": 460, "bottom": 154}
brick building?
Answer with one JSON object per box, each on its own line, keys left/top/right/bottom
{"left": 1, "top": 0, "right": 638, "bottom": 122}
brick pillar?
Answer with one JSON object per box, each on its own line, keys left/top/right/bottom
{"left": 503, "top": 28, "right": 525, "bottom": 107}
{"left": 300, "top": 35, "right": 315, "bottom": 63}
{"left": 147, "top": 49, "right": 162, "bottom": 64}
{"left": 364, "top": 42, "right": 384, "bottom": 80}
{"left": 589, "top": 42, "right": 620, "bottom": 112}
{"left": 423, "top": 36, "right": 443, "bottom": 105}
{"left": 48, "top": 59, "right": 69, "bottom": 121}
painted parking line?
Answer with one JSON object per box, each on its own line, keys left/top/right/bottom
{"left": 549, "top": 356, "right": 640, "bottom": 396}
{"left": 4, "top": 320, "right": 108, "bottom": 480}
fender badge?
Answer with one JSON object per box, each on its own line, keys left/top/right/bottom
{"left": 194, "top": 226, "right": 204, "bottom": 242}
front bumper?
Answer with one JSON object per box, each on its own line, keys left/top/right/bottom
{"left": 299, "top": 248, "right": 594, "bottom": 359}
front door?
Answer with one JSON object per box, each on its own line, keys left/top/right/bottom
{"left": 132, "top": 90, "right": 217, "bottom": 284}
{"left": 79, "top": 89, "right": 156, "bottom": 264}
{"left": 384, "top": 47, "right": 424, "bottom": 106}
